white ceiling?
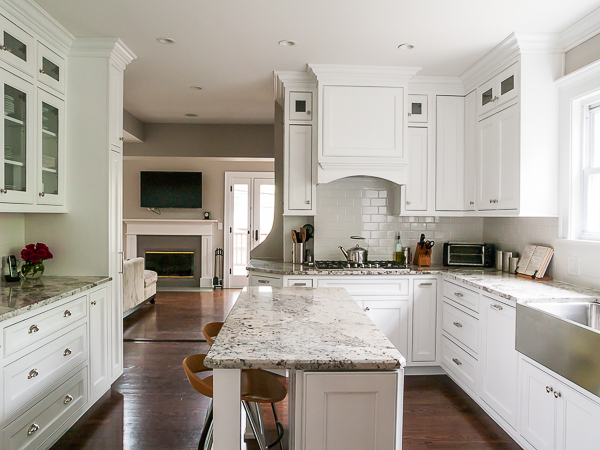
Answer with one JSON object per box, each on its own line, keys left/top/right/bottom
{"left": 34, "top": 0, "right": 600, "bottom": 124}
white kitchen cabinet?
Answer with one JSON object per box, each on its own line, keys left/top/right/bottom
{"left": 321, "top": 85, "right": 404, "bottom": 160}
{"left": 480, "top": 296, "right": 518, "bottom": 429}
{"left": 412, "top": 279, "right": 437, "bottom": 362}
{"left": 464, "top": 90, "right": 477, "bottom": 210}
{"left": 0, "top": 68, "right": 34, "bottom": 205}
{"left": 436, "top": 96, "right": 465, "bottom": 211}
{"left": 476, "top": 103, "right": 519, "bottom": 211}
{"left": 37, "top": 41, "right": 65, "bottom": 94}
{"left": 477, "top": 61, "right": 519, "bottom": 118}
{"left": 37, "top": 88, "right": 65, "bottom": 206}
{"left": 249, "top": 273, "right": 283, "bottom": 287}
{"left": 109, "top": 149, "right": 123, "bottom": 382}
{"left": 286, "top": 124, "right": 313, "bottom": 212}
{"left": 363, "top": 299, "right": 409, "bottom": 360}
{"left": 408, "top": 94, "right": 428, "bottom": 123}
{"left": 302, "top": 371, "right": 400, "bottom": 450}
{"left": 109, "top": 63, "right": 124, "bottom": 152}
{"left": 521, "top": 358, "right": 600, "bottom": 450}
{"left": 0, "top": 14, "right": 35, "bottom": 77}
{"left": 89, "top": 287, "right": 109, "bottom": 397}
{"left": 405, "top": 126, "right": 428, "bottom": 211}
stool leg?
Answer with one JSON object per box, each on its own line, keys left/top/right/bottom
{"left": 205, "top": 419, "right": 214, "bottom": 450}
{"left": 269, "top": 403, "right": 284, "bottom": 450}
{"left": 242, "top": 401, "right": 268, "bottom": 450}
{"left": 254, "top": 402, "right": 266, "bottom": 441}
{"left": 198, "top": 407, "right": 213, "bottom": 450}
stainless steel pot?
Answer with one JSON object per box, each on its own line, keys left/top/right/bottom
{"left": 339, "top": 244, "right": 368, "bottom": 263}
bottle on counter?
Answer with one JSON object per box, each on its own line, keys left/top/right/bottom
{"left": 394, "top": 233, "right": 405, "bottom": 264}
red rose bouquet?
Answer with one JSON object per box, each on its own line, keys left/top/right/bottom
{"left": 20, "top": 243, "right": 53, "bottom": 281}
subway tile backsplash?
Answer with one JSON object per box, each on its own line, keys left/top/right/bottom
{"left": 314, "top": 177, "right": 483, "bottom": 262}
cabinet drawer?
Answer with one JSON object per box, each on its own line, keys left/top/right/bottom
{"left": 442, "top": 301, "right": 479, "bottom": 355}
{"left": 250, "top": 275, "right": 282, "bottom": 288}
{"left": 4, "top": 324, "right": 87, "bottom": 417}
{"left": 3, "top": 366, "right": 87, "bottom": 450}
{"left": 286, "top": 278, "right": 313, "bottom": 287}
{"left": 4, "top": 295, "right": 87, "bottom": 357}
{"left": 316, "top": 278, "right": 409, "bottom": 297}
{"left": 443, "top": 281, "right": 479, "bottom": 313}
{"left": 442, "top": 335, "right": 478, "bottom": 393}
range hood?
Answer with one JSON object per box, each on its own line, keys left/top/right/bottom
{"left": 317, "top": 162, "right": 408, "bottom": 185}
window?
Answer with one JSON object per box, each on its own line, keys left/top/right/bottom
{"left": 582, "top": 100, "right": 600, "bottom": 240}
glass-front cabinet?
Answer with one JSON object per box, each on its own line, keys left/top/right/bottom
{"left": 0, "top": 68, "right": 34, "bottom": 204}
{"left": 0, "top": 14, "right": 35, "bottom": 76}
{"left": 37, "top": 42, "right": 65, "bottom": 94}
{"left": 37, "top": 88, "right": 64, "bottom": 205}
{"left": 477, "top": 61, "right": 520, "bottom": 118}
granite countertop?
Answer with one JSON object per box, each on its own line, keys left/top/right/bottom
{"left": 204, "top": 287, "right": 406, "bottom": 371}
{"left": 0, "top": 276, "right": 111, "bottom": 322}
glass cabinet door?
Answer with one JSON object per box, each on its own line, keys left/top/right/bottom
{"left": 0, "top": 69, "right": 33, "bottom": 204}
{"left": 37, "top": 88, "right": 64, "bottom": 205}
{"left": 37, "top": 42, "right": 65, "bottom": 94}
{"left": 0, "top": 15, "right": 35, "bottom": 76}
{"left": 477, "top": 77, "right": 497, "bottom": 117}
{"left": 495, "top": 62, "right": 519, "bottom": 108}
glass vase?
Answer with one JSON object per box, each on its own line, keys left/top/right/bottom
{"left": 20, "top": 261, "right": 45, "bottom": 284}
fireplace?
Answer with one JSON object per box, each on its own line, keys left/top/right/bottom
{"left": 145, "top": 251, "right": 195, "bottom": 278}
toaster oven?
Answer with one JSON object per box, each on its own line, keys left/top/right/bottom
{"left": 443, "top": 243, "right": 495, "bottom": 267}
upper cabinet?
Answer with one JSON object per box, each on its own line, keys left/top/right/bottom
{"left": 109, "top": 64, "right": 124, "bottom": 151}
{"left": 37, "top": 41, "right": 65, "bottom": 94}
{"left": 477, "top": 61, "right": 520, "bottom": 118}
{"left": 408, "top": 94, "right": 428, "bottom": 123}
{"left": 0, "top": 14, "right": 35, "bottom": 77}
{"left": 37, "top": 88, "right": 65, "bottom": 205}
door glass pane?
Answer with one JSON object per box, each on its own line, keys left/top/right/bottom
{"left": 295, "top": 100, "right": 306, "bottom": 113}
{"left": 41, "top": 102, "right": 58, "bottom": 195}
{"left": 586, "top": 173, "right": 600, "bottom": 233}
{"left": 232, "top": 184, "right": 249, "bottom": 276}
{"left": 411, "top": 103, "right": 422, "bottom": 115}
{"left": 3, "top": 32, "right": 26, "bottom": 62}
{"left": 258, "top": 184, "right": 275, "bottom": 244}
{"left": 501, "top": 75, "right": 515, "bottom": 96}
{"left": 42, "top": 57, "right": 60, "bottom": 82}
{"left": 4, "top": 84, "right": 26, "bottom": 192}
{"left": 482, "top": 88, "right": 493, "bottom": 106}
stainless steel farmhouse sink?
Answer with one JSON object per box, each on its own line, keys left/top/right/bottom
{"left": 516, "top": 301, "right": 600, "bottom": 397}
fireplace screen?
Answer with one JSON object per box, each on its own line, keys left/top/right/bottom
{"left": 145, "top": 251, "right": 194, "bottom": 278}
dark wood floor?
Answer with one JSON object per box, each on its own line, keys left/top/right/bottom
{"left": 51, "top": 290, "right": 521, "bottom": 450}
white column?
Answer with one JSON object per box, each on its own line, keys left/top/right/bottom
{"left": 213, "top": 368, "right": 242, "bottom": 450}
{"left": 125, "top": 234, "right": 137, "bottom": 260}
{"left": 201, "top": 234, "right": 213, "bottom": 287}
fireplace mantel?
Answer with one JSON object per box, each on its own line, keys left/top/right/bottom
{"left": 124, "top": 219, "right": 218, "bottom": 288}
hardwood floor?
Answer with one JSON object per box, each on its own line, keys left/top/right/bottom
{"left": 51, "top": 290, "right": 520, "bottom": 450}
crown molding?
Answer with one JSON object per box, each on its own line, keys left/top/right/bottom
{"left": 409, "top": 75, "right": 465, "bottom": 94}
{"left": 273, "top": 70, "right": 317, "bottom": 106}
{"left": 559, "top": 6, "right": 600, "bottom": 52}
{"left": 0, "top": 0, "right": 74, "bottom": 54}
{"left": 70, "top": 38, "right": 137, "bottom": 69}
{"left": 555, "top": 58, "right": 600, "bottom": 90}
{"left": 308, "top": 64, "right": 421, "bottom": 87}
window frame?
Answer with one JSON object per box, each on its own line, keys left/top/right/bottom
{"left": 581, "top": 98, "right": 600, "bottom": 241}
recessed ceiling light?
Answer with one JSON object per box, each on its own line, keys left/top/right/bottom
{"left": 185, "top": 113, "right": 198, "bottom": 117}
{"left": 278, "top": 40, "right": 298, "bottom": 47}
{"left": 397, "top": 43, "right": 414, "bottom": 50}
{"left": 156, "top": 37, "right": 176, "bottom": 45}
{"left": 190, "top": 86, "right": 203, "bottom": 90}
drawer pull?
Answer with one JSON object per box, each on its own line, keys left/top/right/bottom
{"left": 28, "top": 369, "right": 39, "bottom": 379}
{"left": 452, "top": 358, "right": 462, "bottom": 366}
{"left": 257, "top": 280, "right": 269, "bottom": 284}
{"left": 63, "top": 348, "right": 72, "bottom": 357}
{"left": 28, "top": 324, "right": 39, "bottom": 334}
{"left": 454, "top": 292, "right": 464, "bottom": 298}
{"left": 64, "top": 310, "right": 72, "bottom": 317}
{"left": 546, "top": 386, "right": 553, "bottom": 393}
{"left": 554, "top": 391, "right": 562, "bottom": 398}
{"left": 419, "top": 282, "right": 433, "bottom": 286}
{"left": 91, "top": 300, "right": 97, "bottom": 306}
{"left": 64, "top": 394, "right": 73, "bottom": 404}
{"left": 293, "top": 283, "right": 307, "bottom": 286}
{"left": 27, "top": 423, "right": 39, "bottom": 436}
{"left": 453, "top": 322, "right": 463, "bottom": 328}
{"left": 490, "top": 304, "right": 503, "bottom": 311}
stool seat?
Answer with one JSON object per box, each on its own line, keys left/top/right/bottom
{"left": 202, "top": 322, "right": 223, "bottom": 346}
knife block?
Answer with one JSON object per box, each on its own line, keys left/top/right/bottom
{"left": 414, "top": 244, "right": 430, "bottom": 265}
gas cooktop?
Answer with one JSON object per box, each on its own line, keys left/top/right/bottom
{"left": 314, "top": 260, "right": 408, "bottom": 270}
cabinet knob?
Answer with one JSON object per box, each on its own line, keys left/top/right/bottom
{"left": 64, "top": 394, "right": 73, "bottom": 405}
{"left": 554, "top": 391, "right": 562, "bottom": 398}
{"left": 406, "top": 201, "right": 411, "bottom": 205}
{"left": 28, "top": 324, "right": 39, "bottom": 334}
{"left": 408, "top": 112, "right": 412, "bottom": 116}
{"left": 63, "top": 348, "right": 72, "bottom": 357}
{"left": 119, "top": 137, "right": 124, "bottom": 141}
{"left": 489, "top": 199, "right": 493, "bottom": 203}
{"left": 39, "top": 192, "right": 45, "bottom": 197}
{"left": 364, "top": 307, "right": 370, "bottom": 311}
{"left": 306, "top": 110, "right": 311, "bottom": 115}
{"left": 28, "top": 368, "right": 39, "bottom": 379}
{"left": 453, "top": 321, "right": 463, "bottom": 328}
{"left": 27, "top": 423, "right": 39, "bottom": 436}
{"left": 469, "top": 201, "right": 474, "bottom": 205}
{"left": 452, "top": 358, "right": 462, "bottom": 366}
{"left": 306, "top": 200, "right": 311, "bottom": 204}
{"left": 39, "top": 69, "right": 45, "bottom": 74}
{"left": 91, "top": 300, "right": 97, "bottom": 306}
{"left": 0, "top": 188, "right": 7, "bottom": 194}
{"left": 64, "top": 310, "right": 71, "bottom": 318}
{"left": 0, "top": 45, "right": 7, "bottom": 51}
{"left": 546, "top": 386, "right": 553, "bottom": 393}
{"left": 454, "top": 292, "right": 463, "bottom": 298}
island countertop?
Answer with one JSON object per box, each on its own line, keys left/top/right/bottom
{"left": 204, "top": 287, "right": 406, "bottom": 371}
{"left": 0, "top": 276, "right": 111, "bottom": 322}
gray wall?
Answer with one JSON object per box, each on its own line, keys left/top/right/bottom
{"left": 565, "top": 34, "right": 600, "bottom": 74}
{"left": 124, "top": 123, "right": 274, "bottom": 158}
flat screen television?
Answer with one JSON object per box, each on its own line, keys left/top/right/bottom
{"left": 140, "top": 171, "right": 202, "bottom": 208}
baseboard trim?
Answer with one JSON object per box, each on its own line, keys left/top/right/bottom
{"left": 405, "top": 366, "right": 446, "bottom": 376}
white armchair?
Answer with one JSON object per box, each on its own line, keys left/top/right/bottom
{"left": 123, "top": 257, "right": 157, "bottom": 316}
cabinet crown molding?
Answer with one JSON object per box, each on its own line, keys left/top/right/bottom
{"left": 273, "top": 70, "right": 317, "bottom": 106}
{"left": 70, "top": 38, "right": 137, "bottom": 69}
{"left": 308, "top": 63, "right": 421, "bottom": 86}
{"left": 559, "top": 5, "right": 600, "bottom": 52}
{"left": 460, "top": 32, "right": 561, "bottom": 93}
{"left": 555, "top": 57, "right": 600, "bottom": 89}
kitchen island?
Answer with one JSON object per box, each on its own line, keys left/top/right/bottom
{"left": 204, "top": 286, "right": 406, "bottom": 450}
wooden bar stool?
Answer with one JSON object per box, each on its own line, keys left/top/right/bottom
{"left": 182, "top": 353, "right": 286, "bottom": 450}
{"left": 202, "top": 322, "right": 223, "bottom": 346}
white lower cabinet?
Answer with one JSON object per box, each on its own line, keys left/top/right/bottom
{"left": 480, "top": 295, "right": 518, "bottom": 430}
{"left": 363, "top": 299, "right": 409, "bottom": 361}
{"left": 249, "top": 273, "right": 283, "bottom": 288}
{"left": 301, "top": 371, "right": 400, "bottom": 450}
{"left": 412, "top": 279, "right": 437, "bottom": 362}
{"left": 89, "top": 287, "right": 109, "bottom": 397}
{"left": 521, "top": 358, "right": 600, "bottom": 450}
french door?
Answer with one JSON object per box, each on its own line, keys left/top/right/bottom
{"left": 225, "top": 172, "right": 275, "bottom": 288}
